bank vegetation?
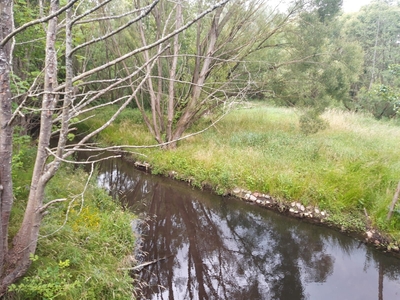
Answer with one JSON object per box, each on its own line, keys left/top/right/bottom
{"left": 81, "top": 103, "right": 400, "bottom": 246}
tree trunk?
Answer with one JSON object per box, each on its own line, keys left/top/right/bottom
{"left": 0, "top": 0, "right": 14, "bottom": 283}
{"left": 169, "top": 6, "right": 223, "bottom": 148}
{"left": 166, "top": 1, "right": 182, "bottom": 142}
{"left": 0, "top": 0, "right": 60, "bottom": 293}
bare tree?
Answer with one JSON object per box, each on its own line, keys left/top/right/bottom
{"left": 125, "top": 0, "right": 300, "bottom": 148}
{"left": 0, "top": 0, "right": 229, "bottom": 293}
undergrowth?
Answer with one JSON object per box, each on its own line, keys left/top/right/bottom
{"left": 7, "top": 137, "right": 136, "bottom": 299}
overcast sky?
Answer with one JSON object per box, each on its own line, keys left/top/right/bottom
{"left": 342, "top": 0, "right": 373, "bottom": 12}
{"left": 272, "top": 0, "right": 374, "bottom": 14}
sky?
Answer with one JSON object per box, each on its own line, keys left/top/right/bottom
{"left": 342, "top": 0, "right": 373, "bottom": 12}
{"left": 273, "top": 0, "right": 374, "bottom": 13}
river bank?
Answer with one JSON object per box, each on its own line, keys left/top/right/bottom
{"left": 79, "top": 103, "right": 400, "bottom": 255}
{"left": 94, "top": 154, "right": 400, "bottom": 300}
{"left": 132, "top": 157, "right": 400, "bottom": 257}
{"left": 7, "top": 160, "right": 137, "bottom": 299}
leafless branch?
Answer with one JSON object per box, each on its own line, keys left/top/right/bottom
{"left": 118, "top": 255, "right": 173, "bottom": 271}
{"left": 45, "top": 147, "right": 121, "bottom": 164}
{"left": 58, "top": 0, "right": 230, "bottom": 87}
{"left": 75, "top": 6, "right": 149, "bottom": 25}
{"left": 71, "top": 0, "right": 160, "bottom": 55}
{"left": 39, "top": 198, "right": 67, "bottom": 214}
{"left": 72, "top": 0, "right": 113, "bottom": 25}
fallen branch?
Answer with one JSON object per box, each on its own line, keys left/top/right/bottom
{"left": 387, "top": 180, "right": 400, "bottom": 221}
{"left": 118, "top": 255, "right": 172, "bottom": 271}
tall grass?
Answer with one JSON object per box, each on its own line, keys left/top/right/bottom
{"left": 82, "top": 104, "right": 400, "bottom": 239}
{"left": 8, "top": 163, "right": 136, "bottom": 299}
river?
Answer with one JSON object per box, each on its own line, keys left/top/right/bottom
{"left": 91, "top": 156, "right": 400, "bottom": 300}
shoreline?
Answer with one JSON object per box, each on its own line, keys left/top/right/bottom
{"left": 132, "top": 157, "right": 400, "bottom": 258}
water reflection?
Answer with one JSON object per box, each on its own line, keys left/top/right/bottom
{"left": 93, "top": 157, "right": 400, "bottom": 300}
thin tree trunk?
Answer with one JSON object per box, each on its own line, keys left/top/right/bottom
{"left": 387, "top": 180, "right": 400, "bottom": 221}
{"left": 0, "top": 0, "right": 14, "bottom": 281}
{"left": 167, "top": 1, "right": 182, "bottom": 142}
{"left": 139, "top": 19, "right": 163, "bottom": 144}
{"left": 171, "top": 7, "right": 223, "bottom": 147}
{"left": 369, "top": 18, "right": 380, "bottom": 90}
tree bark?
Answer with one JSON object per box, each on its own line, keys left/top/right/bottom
{"left": 1, "top": 0, "right": 60, "bottom": 293}
{"left": 0, "top": 0, "right": 14, "bottom": 281}
{"left": 170, "top": 5, "right": 224, "bottom": 148}
{"left": 167, "top": 1, "right": 182, "bottom": 142}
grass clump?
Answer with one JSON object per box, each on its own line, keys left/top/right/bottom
{"left": 83, "top": 103, "right": 400, "bottom": 240}
{"left": 8, "top": 151, "right": 136, "bottom": 299}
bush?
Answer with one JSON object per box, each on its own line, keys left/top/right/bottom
{"left": 299, "top": 111, "right": 329, "bottom": 135}
{"left": 357, "top": 84, "right": 400, "bottom": 119}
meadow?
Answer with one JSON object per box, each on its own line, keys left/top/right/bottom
{"left": 82, "top": 103, "right": 400, "bottom": 241}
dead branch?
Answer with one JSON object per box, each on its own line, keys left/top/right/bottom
{"left": 39, "top": 198, "right": 67, "bottom": 213}
{"left": 72, "top": 0, "right": 113, "bottom": 25}
{"left": 57, "top": 0, "right": 230, "bottom": 88}
{"left": 45, "top": 147, "right": 121, "bottom": 164}
{"left": 75, "top": 5, "right": 150, "bottom": 25}
{"left": 71, "top": 0, "right": 160, "bottom": 55}
{"left": 118, "top": 255, "right": 173, "bottom": 271}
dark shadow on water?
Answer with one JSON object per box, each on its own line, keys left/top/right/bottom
{"left": 87, "top": 156, "right": 400, "bottom": 300}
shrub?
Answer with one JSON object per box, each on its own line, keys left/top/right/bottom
{"left": 299, "top": 111, "right": 329, "bottom": 135}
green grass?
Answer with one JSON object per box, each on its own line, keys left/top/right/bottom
{"left": 81, "top": 103, "right": 400, "bottom": 240}
{"left": 8, "top": 154, "right": 136, "bottom": 299}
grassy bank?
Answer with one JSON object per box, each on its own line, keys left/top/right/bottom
{"left": 8, "top": 145, "right": 136, "bottom": 299}
{"left": 81, "top": 103, "right": 400, "bottom": 241}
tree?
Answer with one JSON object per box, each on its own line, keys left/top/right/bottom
{"left": 318, "top": 0, "right": 342, "bottom": 20}
{"left": 0, "top": 0, "right": 229, "bottom": 294}
{"left": 344, "top": 1, "right": 400, "bottom": 90}
{"left": 264, "top": 2, "right": 363, "bottom": 111}
{"left": 341, "top": 1, "right": 400, "bottom": 115}
{"left": 114, "top": 0, "right": 302, "bottom": 148}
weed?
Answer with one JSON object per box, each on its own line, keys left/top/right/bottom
{"left": 327, "top": 213, "right": 366, "bottom": 232}
{"left": 8, "top": 259, "right": 81, "bottom": 300}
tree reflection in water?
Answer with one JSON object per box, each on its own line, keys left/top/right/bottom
{"left": 92, "top": 157, "right": 400, "bottom": 300}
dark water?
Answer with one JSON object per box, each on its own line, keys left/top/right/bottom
{"left": 92, "top": 157, "right": 400, "bottom": 300}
